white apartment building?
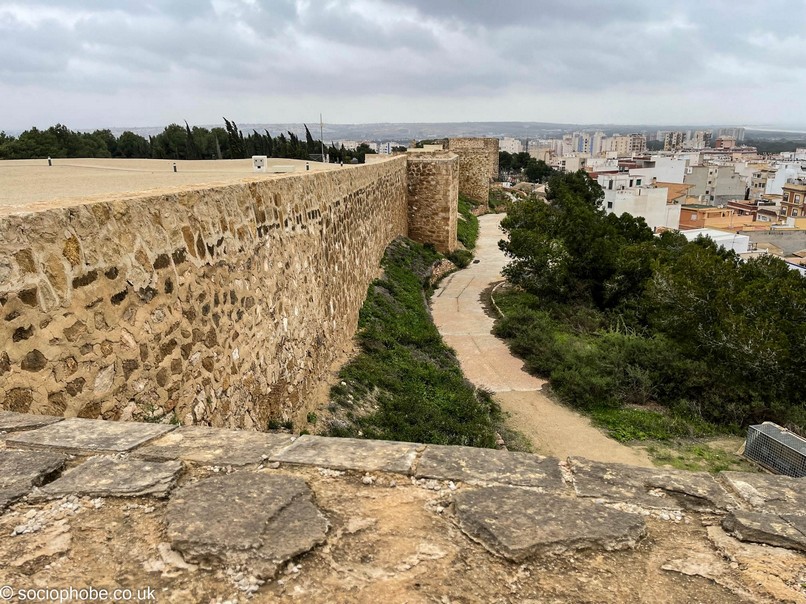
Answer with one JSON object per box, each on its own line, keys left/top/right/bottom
{"left": 551, "top": 154, "right": 587, "bottom": 173}
{"left": 630, "top": 156, "right": 688, "bottom": 184}
{"left": 597, "top": 173, "right": 680, "bottom": 231}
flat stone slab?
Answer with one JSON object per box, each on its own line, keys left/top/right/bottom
{"left": 271, "top": 435, "right": 420, "bottom": 473}
{"left": 4, "top": 418, "right": 175, "bottom": 454}
{"left": 166, "top": 472, "right": 328, "bottom": 579}
{"left": 0, "top": 449, "right": 67, "bottom": 511}
{"left": 0, "top": 411, "right": 63, "bottom": 433}
{"left": 415, "top": 445, "right": 565, "bottom": 489}
{"left": 720, "top": 471, "right": 806, "bottom": 515}
{"left": 454, "top": 487, "right": 646, "bottom": 561}
{"left": 569, "top": 457, "right": 735, "bottom": 512}
{"left": 33, "top": 456, "right": 182, "bottom": 499}
{"left": 722, "top": 510, "right": 806, "bottom": 552}
{"left": 134, "top": 426, "right": 295, "bottom": 466}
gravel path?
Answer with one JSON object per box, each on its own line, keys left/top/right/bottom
{"left": 432, "top": 213, "right": 651, "bottom": 466}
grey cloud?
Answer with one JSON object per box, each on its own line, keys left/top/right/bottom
{"left": 1, "top": 0, "right": 805, "bottom": 128}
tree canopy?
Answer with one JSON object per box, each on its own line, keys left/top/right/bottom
{"left": 498, "top": 171, "right": 806, "bottom": 430}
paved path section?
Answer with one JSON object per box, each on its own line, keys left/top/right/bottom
{"left": 432, "top": 213, "right": 651, "bottom": 466}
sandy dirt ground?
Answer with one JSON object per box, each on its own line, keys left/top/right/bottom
{"left": 432, "top": 213, "right": 652, "bottom": 466}
{"left": 0, "top": 157, "right": 348, "bottom": 215}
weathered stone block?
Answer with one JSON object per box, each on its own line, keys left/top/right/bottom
{"left": 454, "top": 487, "right": 647, "bottom": 561}
{"left": 0, "top": 411, "right": 63, "bottom": 432}
{"left": 0, "top": 449, "right": 67, "bottom": 511}
{"left": 415, "top": 444, "right": 564, "bottom": 490}
{"left": 166, "top": 472, "right": 328, "bottom": 578}
{"left": 272, "top": 435, "right": 419, "bottom": 473}
{"left": 34, "top": 456, "right": 182, "bottom": 499}
{"left": 4, "top": 417, "right": 175, "bottom": 454}
{"left": 135, "top": 425, "right": 295, "bottom": 466}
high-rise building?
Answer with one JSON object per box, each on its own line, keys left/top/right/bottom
{"left": 664, "top": 131, "right": 686, "bottom": 151}
{"left": 499, "top": 137, "right": 523, "bottom": 154}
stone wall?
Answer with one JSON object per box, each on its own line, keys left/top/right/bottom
{"left": 0, "top": 158, "right": 410, "bottom": 429}
{"left": 406, "top": 151, "right": 459, "bottom": 253}
{"left": 447, "top": 137, "right": 499, "bottom": 179}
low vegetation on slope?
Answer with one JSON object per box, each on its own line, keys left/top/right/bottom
{"left": 446, "top": 194, "right": 480, "bottom": 269}
{"left": 322, "top": 238, "right": 501, "bottom": 447}
{"left": 495, "top": 171, "right": 806, "bottom": 438}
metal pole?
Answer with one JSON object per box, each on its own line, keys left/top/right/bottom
{"left": 320, "top": 113, "right": 325, "bottom": 163}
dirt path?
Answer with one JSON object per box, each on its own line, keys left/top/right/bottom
{"left": 432, "top": 213, "right": 651, "bottom": 466}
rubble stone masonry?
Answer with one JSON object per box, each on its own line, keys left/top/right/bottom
{"left": 447, "top": 138, "right": 499, "bottom": 209}
{"left": 0, "top": 156, "right": 459, "bottom": 428}
{"left": 406, "top": 151, "right": 459, "bottom": 253}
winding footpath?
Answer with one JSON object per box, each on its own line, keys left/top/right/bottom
{"left": 432, "top": 213, "right": 651, "bottom": 466}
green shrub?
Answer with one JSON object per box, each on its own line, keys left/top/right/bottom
{"left": 446, "top": 249, "right": 473, "bottom": 268}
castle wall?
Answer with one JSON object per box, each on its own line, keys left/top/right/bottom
{"left": 0, "top": 158, "right": 409, "bottom": 429}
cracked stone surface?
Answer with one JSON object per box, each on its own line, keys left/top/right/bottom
{"left": 569, "top": 457, "right": 735, "bottom": 511}
{"left": 4, "top": 418, "right": 175, "bottom": 454}
{"left": 415, "top": 444, "right": 565, "bottom": 489}
{"left": 33, "top": 456, "right": 183, "bottom": 499}
{"left": 0, "top": 449, "right": 67, "bottom": 511}
{"left": 134, "top": 426, "right": 295, "bottom": 466}
{"left": 720, "top": 471, "right": 806, "bottom": 515}
{"left": 454, "top": 487, "right": 647, "bottom": 561}
{"left": 0, "top": 411, "right": 63, "bottom": 433}
{"left": 272, "top": 435, "right": 419, "bottom": 473}
{"left": 722, "top": 511, "right": 806, "bottom": 552}
{"left": 165, "top": 472, "right": 328, "bottom": 579}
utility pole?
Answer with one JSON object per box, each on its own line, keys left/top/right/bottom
{"left": 320, "top": 113, "right": 325, "bottom": 163}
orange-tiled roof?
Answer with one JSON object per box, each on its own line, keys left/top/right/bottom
{"left": 655, "top": 182, "right": 693, "bottom": 203}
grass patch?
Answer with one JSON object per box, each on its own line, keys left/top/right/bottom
{"left": 323, "top": 237, "right": 500, "bottom": 447}
{"left": 646, "top": 441, "right": 759, "bottom": 474}
{"left": 589, "top": 406, "right": 720, "bottom": 442}
{"left": 457, "top": 194, "right": 480, "bottom": 250}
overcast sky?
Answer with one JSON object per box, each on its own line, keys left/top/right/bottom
{"left": 2, "top": 0, "right": 806, "bottom": 130}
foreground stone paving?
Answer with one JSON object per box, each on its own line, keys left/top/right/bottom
{"left": 1, "top": 412, "right": 805, "bottom": 603}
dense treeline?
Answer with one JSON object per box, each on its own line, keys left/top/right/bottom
{"left": 498, "top": 151, "right": 554, "bottom": 183}
{"left": 497, "top": 171, "right": 806, "bottom": 432}
{"left": 744, "top": 139, "right": 806, "bottom": 154}
{"left": 0, "top": 120, "right": 376, "bottom": 163}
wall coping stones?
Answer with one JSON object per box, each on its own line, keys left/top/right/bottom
{"left": 0, "top": 411, "right": 63, "bottom": 433}
{"left": 414, "top": 444, "right": 565, "bottom": 490}
{"left": 3, "top": 417, "right": 176, "bottom": 454}
{"left": 133, "top": 425, "right": 296, "bottom": 467}
{"left": 32, "top": 456, "right": 183, "bottom": 499}
{"left": 454, "top": 487, "right": 648, "bottom": 561}
{"left": 1, "top": 412, "right": 805, "bottom": 559}
{"left": 271, "top": 434, "right": 422, "bottom": 473}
